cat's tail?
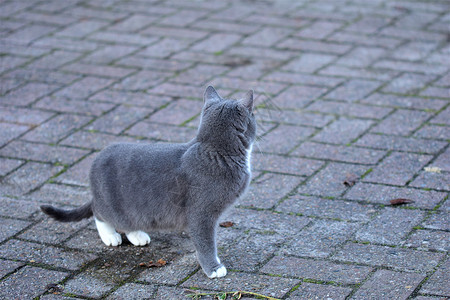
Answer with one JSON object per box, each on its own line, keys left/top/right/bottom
{"left": 40, "top": 202, "right": 93, "bottom": 222}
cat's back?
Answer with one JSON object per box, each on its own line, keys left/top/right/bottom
{"left": 91, "top": 142, "right": 189, "bottom": 179}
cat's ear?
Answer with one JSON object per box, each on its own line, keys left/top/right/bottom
{"left": 240, "top": 89, "right": 254, "bottom": 112}
{"left": 204, "top": 86, "right": 220, "bottom": 103}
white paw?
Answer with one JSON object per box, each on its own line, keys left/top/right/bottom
{"left": 100, "top": 232, "right": 122, "bottom": 247}
{"left": 208, "top": 265, "right": 227, "bottom": 278}
{"left": 126, "top": 231, "right": 151, "bottom": 246}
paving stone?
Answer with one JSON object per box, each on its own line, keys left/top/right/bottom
{"left": 298, "top": 162, "right": 368, "bottom": 198}
{"left": 222, "top": 208, "right": 310, "bottom": 238}
{"left": 0, "top": 217, "right": 31, "bottom": 242}
{"left": 34, "top": 97, "right": 115, "bottom": 116}
{"left": 282, "top": 219, "right": 360, "bottom": 258}
{"left": 53, "top": 76, "right": 115, "bottom": 100}
{"left": 127, "top": 122, "right": 197, "bottom": 142}
{"left": 383, "top": 73, "right": 437, "bottom": 94}
{"left": 239, "top": 173, "right": 303, "bottom": 209}
{"left": 172, "top": 64, "right": 229, "bottom": 86}
{"left": 282, "top": 53, "right": 337, "bottom": 73}
{"left": 295, "top": 20, "right": 343, "bottom": 39}
{"left": 354, "top": 133, "right": 447, "bottom": 154}
{"left": 64, "top": 274, "right": 115, "bottom": 298}
{"left": 355, "top": 178, "right": 445, "bottom": 207}
{"left": 410, "top": 171, "right": 450, "bottom": 191}
{"left": 55, "top": 153, "right": 96, "bottom": 187}
{"left": 209, "top": 76, "right": 287, "bottom": 95}
{"left": 182, "top": 271, "right": 298, "bottom": 299}
{"left": 0, "top": 197, "right": 40, "bottom": 219}
{"left": 87, "top": 105, "right": 153, "bottom": 134}
{"left": 0, "top": 239, "right": 97, "bottom": 270}
{"left": 20, "top": 217, "right": 91, "bottom": 244}
{"left": 278, "top": 38, "right": 352, "bottom": 55}
{"left": 293, "top": 142, "right": 386, "bottom": 164}
{"left": 272, "top": 85, "right": 328, "bottom": 109}
{"left": 313, "top": 117, "right": 373, "bottom": 144}
{"left": 288, "top": 282, "right": 352, "bottom": 300}
{"left": 431, "top": 106, "right": 450, "bottom": 125}
{"left": 261, "top": 256, "right": 372, "bottom": 284}
{"left": 139, "top": 253, "right": 198, "bottom": 285}
{"left": 277, "top": 195, "right": 376, "bottom": 222}
{"left": 260, "top": 125, "right": 315, "bottom": 154}
{"left": 371, "top": 109, "right": 432, "bottom": 136}
{"left": 113, "top": 70, "right": 170, "bottom": 91}
{"left": 345, "top": 15, "right": 391, "bottom": 34}
{"left": 117, "top": 55, "right": 193, "bottom": 72}
{"left": 62, "top": 62, "right": 136, "bottom": 79}
{"left": 242, "top": 27, "right": 293, "bottom": 47}
{"left": 421, "top": 86, "right": 450, "bottom": 98}
{"left": 21, "top": 114, "right": 92, "bottom": 143}
{"left": 362, "top": 93, "right": 447, "bottom": 110}
{"left": 324, "top": 79, "right": 381, "bottom": 102}
{"left": 26, "top": 50, "right": 83, "bottom": 70}
{"left": 61, "top": 130, "right": 136, "bottom": 150}
{"left": 414, "top": 124, "right": 450, "bottom": 140}
{"left": 160, "top": 9, "right": 208, "bottom": 27}
{"left": 106, "top": 283, "right": 156, "bottom": 300}
{"left": 26, "top": 183, "right": 90, "bottom": 207}
{"left": 0, "top": 140, "right": 89, "bottom": 164}
{"left": 4, "top": 24, "right": 57, "bottom": 44}
{"left": 332, "top": 242, "right": 444, "bottom": 272}
{"left": 55, "top": 19, "right": 108, "bottom": 38}
{"left": 0, "top": 266, "right": 68, "bottom": 299}
{"left": 364, "top": 152, "right": 432, "bottom": 186}
{"left": 191, "top": 33, "right": 242, "bottom": 53}
{"left": 138, "top": 38, "right": 190, "bottom": 58}
{"left": 252, "top": 153, "right": 323, "bottom": 176}
{"left": 423, "top": 212, "right": 449, "bottom": 231}
{"left": 82, "top": 44, "right": 139, "bottom": 64}
{"left": 147, "top": 99, "right": 203, "bottom": 125}
{"left": 355, "top": 207, "right": 425, "bottom": 245}
{"left": 420, "top": 259, "right": 450, "bottom": 296}
{"left": 337, "top": 46, "right": 386, "bottom": 67}
{"left": 154, "top": 286, "right": 190, "bottom": 299}
{"left": 5, "top": 68, "right": 81, "bottom": 86}
{"left": 142, "top": 25, "right": 209, "bottom": 41}
{"left": 306, "top": 100, "right": 393, "bottom": 119}
{"left": 390, "top": 41, "right": 438, "bottom": 61}
{"left": 373, "top": 59, "right": 448, "bottom": 75}
{"left": 263, "top": 71, "right": 344, "bottom": 87}
{"left": 0, "top": 123, "right": 29, "bottom": 146}
{"left": 90, "top": 90, "right": 171, "bottom": 108}
{"left": 0, "top": 106, "right": 53, "bottom": 125}
{"left": 320, "top": 64, "right": 399, "bottom": 81}
{"left": 0, "top": 162, "right": 63, "bottom": 196}
{"left": 1, "top": 82, "right": 60, "bottom": 106}
{"left": 258, "top": 109, "right": 335, "bottom": 128}
{"left": 0, "top": 158, "right": 24, "bottom": 176}
{"left": 0, "top": 259, "right": 23, "bottom": 279}
{"left": 405, "top": 229, "right": 450, "bottom": 252}
{"left": 352, "top": 269, "right": 425, "bottom": 300}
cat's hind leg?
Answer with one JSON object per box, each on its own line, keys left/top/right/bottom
{"left": 125, "top": 231, "right": 151, "bottom": 246}
{"left": 95, "top": 218, "right": 122, "bottom": 246}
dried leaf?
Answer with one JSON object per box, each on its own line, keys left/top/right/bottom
{"left": 219, "top": 221, "right": 234, "bottom": 228}
{"left": 343, "top": 173, "right": 358, "bottom": 187}
{"left": 389, "top": 198, "right": 414, "bottom": 206}
{"left": 45, "top": 283, "right": 64, "bottom": 294}
{"left": 424, "top": 166, "right": 441, "bottom": 173}
{"left": 139, "top": 258, "right": 167, "bottom": 268}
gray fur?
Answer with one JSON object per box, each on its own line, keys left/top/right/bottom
{"left": 41, "top": 86, "right": 256, "bottom": 278}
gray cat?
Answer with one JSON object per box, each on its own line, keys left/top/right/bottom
{"left": 41, "top": 86, "right": 256, "bottom": 278}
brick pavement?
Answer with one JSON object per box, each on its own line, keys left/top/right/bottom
{"left": 0, "top": 0, "right": 449, "bottom": 299}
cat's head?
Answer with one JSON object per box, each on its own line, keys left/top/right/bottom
{"left": 197, "top": 86, "right": 256, "bottom": 152}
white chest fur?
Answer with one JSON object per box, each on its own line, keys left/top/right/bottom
{"left": 246, "top": 144, "right": 253, "bottom": 174}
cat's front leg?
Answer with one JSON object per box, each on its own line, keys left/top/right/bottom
{"left": 188, "top": 218, "right": 226, "bottom": 278}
